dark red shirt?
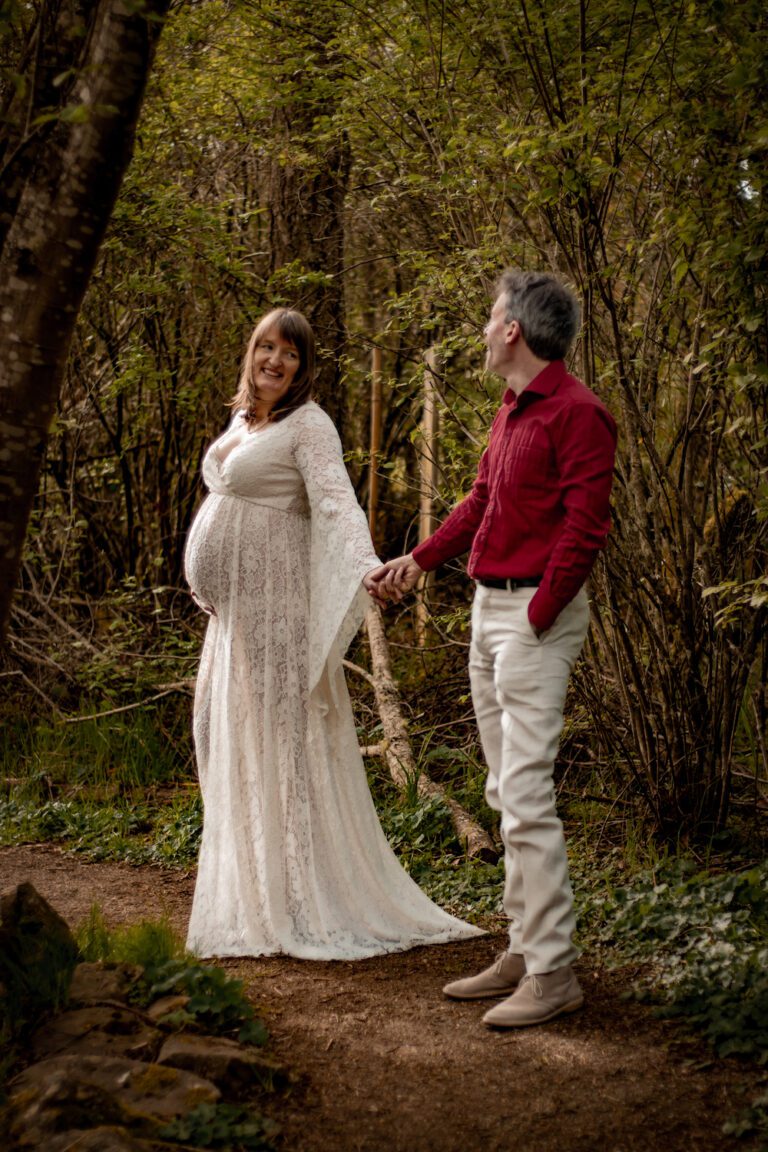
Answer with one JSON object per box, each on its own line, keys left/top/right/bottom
{"left": 412, "top": 360, "right": 617, "bottom": 632}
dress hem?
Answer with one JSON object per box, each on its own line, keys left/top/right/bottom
{"left": 186, "top": 925, "right": 486, "bottom": 963}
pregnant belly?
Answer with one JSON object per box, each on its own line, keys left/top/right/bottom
{"left": 184, "top": 495, "right": 237, "bottom": 614}
{"left": 185, "top": 492, "right": 311, "bottom": 621}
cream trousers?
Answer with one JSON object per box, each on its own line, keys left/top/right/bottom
{"left": 469, "top": 584, "right": 590, "bottom": 974}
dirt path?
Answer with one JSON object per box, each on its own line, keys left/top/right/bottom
{"left": 1, "top": 844, "right": 763, "bottom": 1152}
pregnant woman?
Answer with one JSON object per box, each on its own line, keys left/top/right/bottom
{"left": 184, "top": 308, "right": 481, "bottom": 960}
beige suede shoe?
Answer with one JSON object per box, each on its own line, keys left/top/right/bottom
{"left": 442, "top": 951, "right": 526, "bottom": 1001}
{"left": 482, "top": 965, "right": 584, "bottom": 1027}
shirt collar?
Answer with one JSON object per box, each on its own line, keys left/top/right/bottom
{"left": 502, "top": 360, "right": 566, "bottom": 408}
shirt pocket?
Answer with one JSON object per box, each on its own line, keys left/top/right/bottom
{"left": 503, "top": 433, "right": 556, "bottom": 491}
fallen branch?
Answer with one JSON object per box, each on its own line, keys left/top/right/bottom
{"left": 364, "top": 605, "right": 498, "bottom": 863}
{"left": 359, "top": 742, "right": 388, "bottom": 758}
{"left": 12, "top": 667, "right": 66, "bottom": 720}
{"left": 342, "top": 658, "right": 375, "bottom": 687}
{"left": 63, "top": 680, "right": 195, "bottom": 723}
{"left": 19, "top": 569, "right": 99, "bottom": 652}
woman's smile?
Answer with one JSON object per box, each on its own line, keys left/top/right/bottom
{"left": 252, "top": 326, "right": 300, "bottom": 410}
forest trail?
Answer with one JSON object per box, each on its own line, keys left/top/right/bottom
{"left": 1, "top": 844, "right": 761, "bottom": 1152}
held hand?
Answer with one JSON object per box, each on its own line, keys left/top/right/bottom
{"left": 363, "top": 567, "right": 390, "bottom": 608}
{"left": 379, "top": 553, "right": 424, "bottom": 602}
{"left": 365, "top": 554, "right": 424, "bottom": 605}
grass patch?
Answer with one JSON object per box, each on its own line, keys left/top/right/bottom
{"left": 0, "top": 693, "right": 201, "bottom": 867}
{"left": 76, "top": 905, "right": 186, "bottom": 968}
{"left": 0, "top": 706, "right": 192, "bottom": 795}
{"left": 75, "top": 906, "right": 268, "bottom": 1047}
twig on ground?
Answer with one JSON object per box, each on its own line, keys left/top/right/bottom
{"left": 63, "top": 680, "right": 196, "bottom": 723}
{"left": 13, "top": 667, "right": 66, "bottom": 720}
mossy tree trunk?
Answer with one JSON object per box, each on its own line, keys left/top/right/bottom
{"left": 0, "top": 0, "right": 170, "bottom": 635}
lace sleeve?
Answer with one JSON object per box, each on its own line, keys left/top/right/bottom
{"left": 292, "top": 403, "right": 380, "bottom": 695}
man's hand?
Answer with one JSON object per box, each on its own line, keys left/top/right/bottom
{"left": 366, "top": 553, "right": 424, "bottom": 604}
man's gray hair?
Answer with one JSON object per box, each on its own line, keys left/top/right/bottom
{"left": 496, "top": 270, "right": 581, "bottom": 361}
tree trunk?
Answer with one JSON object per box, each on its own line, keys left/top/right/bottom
{"left": 368, "top": 345, "right": 383, "bottom": 551}
{"left": 0, "top": 0, "right": 170, "bottom": 635}
{"left": 415, "top": 346, "right": 440, "bottom": 645}
{"left": 261, "top": 1, "right": 350, "bottom": 431}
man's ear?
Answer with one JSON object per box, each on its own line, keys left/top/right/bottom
{"left": 505, "top": 319, "right": 521, "bottom": 347}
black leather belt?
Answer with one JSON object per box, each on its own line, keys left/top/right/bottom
{"left": 476, "top": 577, "right": 541, "bottom": 590}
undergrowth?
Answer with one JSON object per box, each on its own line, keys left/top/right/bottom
{"left": 76, "top": 906, "right": 186, "bottom": 968}
{"left": 159, "top": 1101, "right": 278, "bottom": 1150}
{"left": 0, "top": 790, "right": 202, "bottom": 866}
{"left": 578, "top": 856, "right": 768, "bottom": 1063}
{"left": 1, "top": 905, "right": 275, "bottom": 1149}
{"left": 76, "top": 908, "right": 268, "bottom": 1047}
{"left": 575, "top": 852, "right": 768, "bottom": 1146}
{"left": 74, "top": 913, "right": 276, "bottom": 1147}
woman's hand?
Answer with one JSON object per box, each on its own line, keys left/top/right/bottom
{"left": 191, "top": 592, "right": 217, "bottom": 616}
{"left": 362, "top": 567, "right": 389, "bottom": 607}
{"left": 364, "top": 554, "right": 424, "bottom": 605}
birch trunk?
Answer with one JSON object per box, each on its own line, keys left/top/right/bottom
{"left": 368, "top": 345, "right": 383, "bottom": 550}
{"left": 415, "top": 347, "right": 440, "bottom": 645}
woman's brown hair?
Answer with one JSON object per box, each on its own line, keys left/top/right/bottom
{"left": 230, "top": 309, "right": 315, "bottom": 425}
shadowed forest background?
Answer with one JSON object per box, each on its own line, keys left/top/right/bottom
{"left": 1, "top": 0, "right": 767, "bottom": 1140}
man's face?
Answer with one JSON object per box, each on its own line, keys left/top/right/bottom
{"left": 484, "top": 294, "right": 514, "bottom": 376}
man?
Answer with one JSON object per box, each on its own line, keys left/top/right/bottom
{"left": 370, "top": 270, "right": 616, "bottom": 1028}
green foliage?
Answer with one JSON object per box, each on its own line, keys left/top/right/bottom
{"left": 0, "top": 586, "right": 203, "bottom": 864}
{"left": 74, "top": 907, "right": 268, "bottom": 1048}
{"left": 578, "top": 858, "right": 768, "bottom": 1063}
{"left": 10, "top": 0, "right": 765, "bottom": 846}
{"left": 367, "top": 757, "right": 501, "bottom": 921}
{"left": 658, "top": 945, "right": 768, "bottom": 1062}
{"left": 573, "top": 843, "right": 768, "bottom": 1142}
{"left": 0, "top": 706, "right": 191, "bottom": 796}
{"left": 143, "top": 791, "right": 203, "bottom": 865}
{"left": 0, "top": 790, "right": 202, "bottom": 867}
{"left": 723, "top": 1089, "right": 768, "bottom": 1142}
{"left": 417, "top": 855, "right": 504, "bottom": 922}
{"left": 71, "top": 911, "right": 274, "bottom": 1147}
{"left": 377, "top": 791, "right": 458, "bottom": 866}
{"left": 145, "top": 961, "right": 268, "bottom": 1047}
{"left": 1, "top": 796, "right": 143, "bottom": 850}
{"left": 159, "top": 1101, "right": 277, "bottom": 1150}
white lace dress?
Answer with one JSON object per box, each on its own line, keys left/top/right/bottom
{"left": 184, "top": 401, "right": 482, "bottom": 959}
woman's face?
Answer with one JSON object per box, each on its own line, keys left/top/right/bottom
{"left": 251, "top": 325, "right": 301, "bottom": 410}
